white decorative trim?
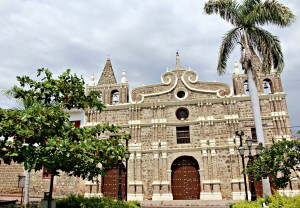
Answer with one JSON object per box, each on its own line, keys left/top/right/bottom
{"left": 210, "top": 139, "right": 216, "bottom": 156}
{"left": 174, "top": 87, "right": 188, "bottom": 100}
{"left": 224, "top": 114, "right": 239, "bottom": 123}
{"left": 271, "top": 111, "right": 286, "bottom": 120}
{"left": 228, "top": 138, "right": 235, "bottom": 155}
{"left": 133, "top": 71, "right": 178, "bottom": 103}
{"left": 128, "top": 194, "right": 143, "bottom": 201}
{"left": 181, "top": 70, "right": 233, "bottom": 98}
{"left": 202, "top": 180, "right": 221, "bottom": 184}
{"left": 152, "top": 193, "right": 173, "bottom": 200}
{"left": 128, "top": 120, "right": 141, "bottom": 125}
{"left": 232, "top": 192, "right": 248, "bottom": 200}
{"left": 200, "top": 140, "right": 207, "bottom": 156}
{"left": 84, "top": 193, "right": 102, "bottom": 197}
{"left": 278, "top": 190, "right": 300, "bottom": 197}
{"left": 151, "top": 118, "right": 167, "bottom": 123}
{"left": 200, "top": 192, "right": 222, "bottom": 200}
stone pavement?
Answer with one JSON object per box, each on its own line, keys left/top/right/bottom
{"left": 141, "top": 200, "right": 236, "bottom": 208}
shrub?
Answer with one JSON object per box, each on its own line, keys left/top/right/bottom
{"left": 230, "top": 192, "right": 300, "bottom": 208}
{"left": 230, "top": 198, "right": 265, "bottom": 208}
{"left": 56, "top": 195, "right": 140, "bottom": 208}
{"left": 268, "top": 192, "right": 300, "bottom": 208}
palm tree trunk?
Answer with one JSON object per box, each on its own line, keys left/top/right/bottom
{"left": 247, "top": 68, "right": 272, "bottom": 196}
{"left": 24, "top": 170, "right": 30, "bottom": 207}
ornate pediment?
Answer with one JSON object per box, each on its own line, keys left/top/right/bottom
{"left": 131, "top": 54, "right": 233, "bottom": 103}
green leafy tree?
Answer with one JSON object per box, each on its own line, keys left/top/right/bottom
{"left": 0, "top": 68, "right": 126, "bottom": 208}
{"left": 203, "top": 0, "right": 295, "bottom": 195}
{"left": 247, "top": 140, "right": 300, "bottom": 189}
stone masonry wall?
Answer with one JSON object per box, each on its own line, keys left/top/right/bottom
{"left": 0, "top": 161, "right": 24, "bottom": 195}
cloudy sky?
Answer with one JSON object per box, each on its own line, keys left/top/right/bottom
{"left": 0, "top": 0, "right": 299, "bottom": 135}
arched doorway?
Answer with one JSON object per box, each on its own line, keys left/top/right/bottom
{"left": 171, "top": 156, "right": 200, "bottom": 200}
{"left": 102, "top": 163, "right": 126, "bottom": 199}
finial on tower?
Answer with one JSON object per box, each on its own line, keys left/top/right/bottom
{"left": 176, "top": 51, "right": 180, "bottom": 68}
{"left": 234, "top": 61, "right": 240, "bottom": 75}
{"left": 121, "top": 69, "right": 127, "bottom": 84}
{"left": 89, "top": 73, "right": 95, "bottom": 86}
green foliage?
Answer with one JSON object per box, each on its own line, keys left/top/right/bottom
{"left": 203, "top": 0, "right": 295, "bottom": 75}
{"left": 246, "top": 140, "right": 300, "bottom": 189}
{"left": 0, "top": 68, "right": 129, "bottom": 203}
{"left": 230, "top": 197, "right": 265, "bottom": 208}
{"left": 56, "top": 195, "right": 140, "bottom": 208}
{"left": 268, "top": 192, "right": 300, "bottom": 208}
{"left": 230, "top": 192, "right": 300, "bottom": 208}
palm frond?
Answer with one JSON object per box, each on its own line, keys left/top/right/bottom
{"left": 1, "top": 86, "right": 36, "bottom": 110}
{"left": 248, "top": 27, "right": 284, "bottom": 73}
{"left": 204, "top": 0, "right": 240, "bottom": 26}
{"left": 242, "top": 0, "right": 261, "bottom": 14}
{"left": 217, "top": 27, "right": 241, "bottom": 75}
{"left": 251, "top": 0, "right": 295, "bottom": 27}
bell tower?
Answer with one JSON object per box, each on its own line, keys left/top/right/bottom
{"left": 232, "top": 61, "right": 284, "bottom": 96}
{"left": 87, "top": 57, "right": 129, "bottom": 105}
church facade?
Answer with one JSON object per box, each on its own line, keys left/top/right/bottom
{"left": 1, "top": 53, "right": 298, "bottom": 201}
{"left": 84, "top": 52, "right": 298, "bottom": 200}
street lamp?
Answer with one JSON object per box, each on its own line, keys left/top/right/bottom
{"left": 246, "top": 136, "right": 256, "bottom": 201}
{"left": 236, "top": 131, "right": 248, "bottom": 201}
{"left": 124, "top": 135, "right": 131, "bottom": 201}
{"left": 117, "top": 159, "right": 123, "bottom": 200}
{"left": 117, "top": 136, "right": 131, "bottom": 201}
{"left": 237, "top": 133, "right": 262, "bottom": 202}
{"left": 124, "top": 150, "right": 130, "bottom": 201}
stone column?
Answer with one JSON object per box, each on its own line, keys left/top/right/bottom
{"left": 152, "top": 142, "right": 161, "bottom": 200}
{"left": 160, "top": 142, "right": 172, "bottom": 200}
{"left": 128, "top": 143, "right": 143, "bottom": 201}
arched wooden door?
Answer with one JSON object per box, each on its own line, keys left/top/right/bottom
{"left": 171, "top": 156, "right": 200, "bottom": 200}
{"left": 102, "top": 164, "right": 126, "bottom": 199}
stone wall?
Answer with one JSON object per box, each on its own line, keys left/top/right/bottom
{"left": 0, "top": 161, "right": 24, "bottom": 194}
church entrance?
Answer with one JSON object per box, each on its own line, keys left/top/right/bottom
{"left": 171, "top": 156, "right": 200, "bottom": 200}
{"left": 102, "top": 163, "right": 126, "bottom": 199}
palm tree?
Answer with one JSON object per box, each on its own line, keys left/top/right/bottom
{"left": 204, "top": 0, "right": 295, "bottom": 197}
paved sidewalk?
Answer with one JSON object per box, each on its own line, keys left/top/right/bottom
{"left": 141, "top": 200, "right": 236, "bottom": 208}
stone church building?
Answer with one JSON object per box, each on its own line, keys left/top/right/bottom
{"left": 84, "top": 52, "right": 298, "bottom": 200}
{"left": 0, "top": 52, "right": 298, "bottom": 201}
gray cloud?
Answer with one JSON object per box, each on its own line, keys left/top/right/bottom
{"left": 1, "top": 0, "right": 299, "bottom": 135}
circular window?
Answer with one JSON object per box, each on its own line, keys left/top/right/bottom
{"left": 176, "top": 108, "right": 189, "bottom": 121}
{"left": 177, "top": 91, "right": 185, "bottom": 98}
{"left": 174, "top": 88, "right": 188, "bottom": 100}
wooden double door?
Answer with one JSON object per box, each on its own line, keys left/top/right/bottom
{"left": 102, "top": 164, "right": 126, "bottom": 199}
{"left": 171, "top": 156, "right": 201, "bottom": 200}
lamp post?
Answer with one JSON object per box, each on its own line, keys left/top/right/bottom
{"left": 246, "top": 136, "right": 257, "bottom": 201}
{"left": 117, "top": 160, "right": 123, "bottom": 200}
{"left": 237, "top": 133, "right": 262, "bottom": 202}
{"left": 236, "top": 131, "right": 248, "bottom": 201}
{"left": 124, "top": 136, "right": 131, "bottom": 201}
{"left": 118, "top": 136, "right": 131, "bottom": 201}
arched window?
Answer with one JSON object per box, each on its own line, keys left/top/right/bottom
{"left": 262, "top": 79, "right": 273, "bottom": 94}
{"left": 111, "top": 90, "right": 119, "bottom": 105}
{"left": 244, "top": 80, "right": 249, "bottom": 95}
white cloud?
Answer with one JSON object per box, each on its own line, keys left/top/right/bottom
{"left": 0, "top": 0, "right": 299, "bottom": 135}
